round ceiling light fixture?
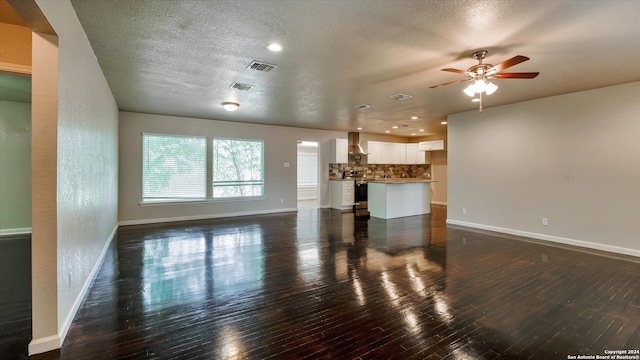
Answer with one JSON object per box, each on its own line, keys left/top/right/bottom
{"left": 267, "top": 43, "right": 282, "bottom": 52}
{"left": 222, "top": 102, "right": 240, "bottom": 111}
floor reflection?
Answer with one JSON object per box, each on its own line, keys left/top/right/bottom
{"left": 141, "top": 225, "right": 264, "bottom": 311}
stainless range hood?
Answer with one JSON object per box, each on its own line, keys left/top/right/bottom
{"left": 348, "top": 132, "right": 366, "bottom": 156}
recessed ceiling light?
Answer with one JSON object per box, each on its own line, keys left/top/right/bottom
{"left": 392, "top": 125, "right": 399, "bottom": 129}
{"left": 357, "top": 127, "right": 363, "bottom": 130}
{"left": 267, "top": 43, "right": 282, "bottom": 52}
{"left": 411, "top": 116, "right": 418, "bottom": 120}
{"left": 411, "top": 133, "right": 416, "bottom": 136}
{"left": 385, "top": 130, "right": 390, "bottom": 133}
{"left": 222, "top": 102, "right": 240, "bottom": 111}
{"left": 419, "top": 129, "right": 424, "bottom": 132}
{"left": 441, "top": 121, "right": 448, "bottom": 125}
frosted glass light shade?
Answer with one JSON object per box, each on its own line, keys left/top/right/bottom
{"left": 473, "top": 79, "right": 487, "bottom": 93}
{"left": 485, "top": 82, "right": 498, "bottom": 95}
{"left": 222, "top": 102, "right": 240, "bottom": 111}
{"left": 463, "top": 84, "right": 475, "bottom": 97}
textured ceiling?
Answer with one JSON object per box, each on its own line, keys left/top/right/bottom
{"left": 70, "top": 0, "right": 640, "bottom": 137}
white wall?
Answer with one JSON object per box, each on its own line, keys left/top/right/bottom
{"left": 447, "top": 82, "right": 640, "bottom": 256}
{"left": 119, "top": 111, "right": 345, "bottom": 224}
{"left": 31, "top": 0, "right": 119, "bottom": 354}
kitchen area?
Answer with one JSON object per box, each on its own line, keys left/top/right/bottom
{"left": 328, "top": 133, "right": 446, "bottom": 220}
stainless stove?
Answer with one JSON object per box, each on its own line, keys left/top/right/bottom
{"left": 351, "top": 172, "right": 369, "bottom": 218}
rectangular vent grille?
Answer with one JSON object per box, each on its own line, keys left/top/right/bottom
{"left": 247, "top": 60, "right": 277, "bottom": 72}
{"left": 389, "top": 93, "right": 413, "bottom": 101}
{"left": 230, "top": 82, "right": 254, "bottom": 91}
{"left": 355, "top": 104, "right": 375, "bottom": 110}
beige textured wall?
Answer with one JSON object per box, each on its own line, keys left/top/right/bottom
{"left": 30, "top": 29, "right": 59, "bottom": 347}
{"left": 0, "top": 22, "right": 32, "bottom": 68}
{"left": 429, "top": 150, "right": 447, "bottom": 205}
{"left": 119, "top": 111, "right": 346, "bottom": 224}
{"left": 447, "top": 82, "right": 640, "bottom": 256}
{"left": 31, "top": 0, "right": 119, "bottom": 353}
{"left": 0, "top": 99, "right": 31, "bottom": 231}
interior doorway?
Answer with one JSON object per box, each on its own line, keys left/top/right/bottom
{"left": 296, "top": 141, "right": 319, "bottom": 209}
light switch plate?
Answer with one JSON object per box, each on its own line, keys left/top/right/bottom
{"left": 283, "top": 162, "right": 290, "bottom": 168}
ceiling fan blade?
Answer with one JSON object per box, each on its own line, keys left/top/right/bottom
{"left": 429, "top": 77, "right": 472, "bottom": 89}
{"left": 488, "top": 55, "right": 530, "bottom": 73}
{"left": 441, "top": 68, "right": 468, "bottom": 75}
{"left": 492, "top": 72, "right": 539, "bottom": 79}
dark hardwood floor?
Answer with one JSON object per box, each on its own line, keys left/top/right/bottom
{"left": 3, "top": 206, "right": 640, "bottom": 359}
{"left": 0, "top": 234, "right": 32, "bottom": 360}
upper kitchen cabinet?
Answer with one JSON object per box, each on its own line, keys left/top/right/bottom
{"left": 418, "top": 140, "right": 445, "bottom": 151}
{"left": 368, "top": 141, "right": 425, "bottom": 164}
{"left": 406, "top": 143, "right": 426, "bottom": 164}
{"left": 329, "top": 138, "right": 348, "bottom": 163}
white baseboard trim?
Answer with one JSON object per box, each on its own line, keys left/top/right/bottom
{"left": 431, "top": 201, "right": 447, "bottom": 206}
{"left": 446, "top": 219, "right": 640, "bottom": 258}
{"left": 30, "top": 224, "right": 119, "bottom": 356}
{"left": 0, "top": 227, "right": 32, "bottom": 236}
{"left": 59, "top": 224, "right": 119, "bottom": 346}
{"left": 28, "top": 335, "right": 61, "bottom": 356}
{"left": 119, "top": 208, "right": 299, "bottom": 226}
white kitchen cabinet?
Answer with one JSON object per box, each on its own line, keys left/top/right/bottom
{"left": 367, "top": 141, "right": 382, "bottom": 164}
{"left": 406, "top": 143, "right": 424, "bottom": 164}
{"left": 368, "top": 141, "right": 407, "bottom": 164}
{"left": 380, "top": 142, "right": 400, "bottom": 164}
{"left": 329, "top": 180, "right": 354, "bottom": 210}
{"left": 329, "top": 138, "right": 348, "bottom": 163}
{"left": 418, "top": 140, "right": 445, "bottom": 151}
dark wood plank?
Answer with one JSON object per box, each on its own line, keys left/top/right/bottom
{"left": 3, "top": 206, "right": 639, "bottom": 360}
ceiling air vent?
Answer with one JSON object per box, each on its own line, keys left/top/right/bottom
{"left": 389, "top": 93, "right": 413, "bottom": 101}
{"left": 355, "top": 104, "right": 375, "bottom": 110}
{"left": 247, "top": 60, "right": 277, "bottom": 72}
{"left": 230, "top": 82, "right": 254, "bottom": 91}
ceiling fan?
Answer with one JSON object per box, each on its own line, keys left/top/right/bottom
{"left": 430, "top": 50, "right": 539, "bottom": 111}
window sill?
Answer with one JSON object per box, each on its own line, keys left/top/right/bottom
{"left": 140, "top": 196, "right": 266, "bottom": 206}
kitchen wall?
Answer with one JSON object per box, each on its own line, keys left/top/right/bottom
{"left": 429, "top": 150, "right": 447, "bottom": 205}
{"left": 328, "top": 163, "right": 431, "bottom": 180}
{"left": 0, "top": 96, "right": 31, "bottom": 234}
{"left": 448, "top": 81, "right": 640, "bottom": 256}
{"left": 118, "top": 111, "right": 346, "bottom": 224}
{"left": 30, "top": 0, "right": 119, "bottom": 354}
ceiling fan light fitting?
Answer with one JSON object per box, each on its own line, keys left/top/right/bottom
{"left": 463, "top": 84, "right": 476, "bottom": 97}
{"left": 485, "top": 81, "right": 498, "bottom": 95}
{"left": 222, "top": 102, "right": 240, "bottom": 111}
{"left": 473, "top": 79, "right": 487, "bottom": 93}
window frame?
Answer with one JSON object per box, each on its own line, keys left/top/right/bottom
{"left": 141, "top": 132, "right": 208, "bottom": 204}
{"left": 212, "top": 137, "right": 265, "bottom": 200}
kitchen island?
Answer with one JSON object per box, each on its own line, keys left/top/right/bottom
{"left": 368, "top": 179, "right": 434, "bottom": 219}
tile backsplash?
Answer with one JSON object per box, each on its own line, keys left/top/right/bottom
{"left": 329, "top": 163, "right": 430, "bottom": 180}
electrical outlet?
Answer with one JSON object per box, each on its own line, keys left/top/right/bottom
{"left": 462, "top": 208, "right": 467, "bottom": 215}
{"left": 542, "top": 218, "right": 549, "bottom": 226}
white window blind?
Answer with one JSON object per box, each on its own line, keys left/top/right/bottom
{"left": 213, "top": 139, "right": 264, "bottom": 198}
{"left": 142, "top": 134, "right": 206, "bottom": 201}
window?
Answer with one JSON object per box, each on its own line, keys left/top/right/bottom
{"left": 213, "top": 138, "right": 264, "bottom": 198}
{"left": 142, "top": 134, "right": 206, "bottom": 201}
